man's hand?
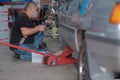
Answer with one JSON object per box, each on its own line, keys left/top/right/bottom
{"left": 24, "top": 35, "right": 28, "bottom": 38}
{"left": 45, "top": 19, "right": 52, "bottom": 24}
{"left": 37, "top": 25, "right": 46, "bottom": 31}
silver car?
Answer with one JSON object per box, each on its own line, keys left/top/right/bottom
{"left": 57, "top": 0, "right": 120, "bottom": 80}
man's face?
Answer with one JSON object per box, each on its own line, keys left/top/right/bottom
{"left": 29, "top": 7, "right": 38, "bottom": 18}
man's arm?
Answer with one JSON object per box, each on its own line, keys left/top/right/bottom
{"left": 20, "top": 25, "right": 46, "bottom": 38}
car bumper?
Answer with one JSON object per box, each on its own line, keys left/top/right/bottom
{"left": 85, "top": 31, "right": 120, "bottom": 71}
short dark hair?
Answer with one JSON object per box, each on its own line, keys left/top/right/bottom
{"left": 24, "top": 2, "right": 37, "bottom": 10}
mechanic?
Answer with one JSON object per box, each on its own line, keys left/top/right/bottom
{"left": 10, "top": 2, "right": 50, "bottom": 60}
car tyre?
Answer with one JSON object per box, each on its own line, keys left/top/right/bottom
{"left": 78, "top": 41, "right": 91, "bottom": 80}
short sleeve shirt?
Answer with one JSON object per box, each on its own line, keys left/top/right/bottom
{"left": 10, "top": 13, "right": 34, "bottom": 50}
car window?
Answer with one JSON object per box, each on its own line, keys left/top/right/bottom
{"left": 91, "top": 0, "right": 116, "bottom": 16}
{"left": 58, "top": 1, "right": 67, "bottom": 15}
{"left": 58, "top": 0, "right": 85, "bottom": 16}
{"left": 65, "top": 0, "right": 91, "bottom": 16}
{"left": 66, "top": 0, "right": 82, "bottom": 16}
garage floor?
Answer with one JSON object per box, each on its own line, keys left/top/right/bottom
{"left": 0, "top": 35, "right": 77, "bottom": 80}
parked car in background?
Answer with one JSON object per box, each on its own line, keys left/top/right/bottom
{"left": 57, "top": 0, "right": 120, "bottom": 80}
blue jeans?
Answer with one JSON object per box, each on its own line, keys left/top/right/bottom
{"left": 12, "top": 32, "right": 46, "bottom": 60}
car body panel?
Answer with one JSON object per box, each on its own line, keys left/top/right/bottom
{"left": 59, "top": 22, "right": 79, "bottom": 51}
{"left": 86, "top": 31, "right": 120, "bottom": 71}
{"left": 58, "top": 0, "right": 89, "bottom": 52}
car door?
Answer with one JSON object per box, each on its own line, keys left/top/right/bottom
{"left": 58, "top": 0, "right": 82, "bottom": 52}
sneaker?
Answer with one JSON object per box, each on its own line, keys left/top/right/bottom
{"left": 13, "top": 54, "right": 21, "bottom": 59}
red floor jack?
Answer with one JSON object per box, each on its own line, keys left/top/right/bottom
{"left": 0, "top": 41, "right": 77, "bottom": 66}
{"left": 43, "top": 46, "right": 77, "bottom": 66}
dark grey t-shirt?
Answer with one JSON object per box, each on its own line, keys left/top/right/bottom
{"left": 10, "top": 13, "right": 34, "bottom": 50}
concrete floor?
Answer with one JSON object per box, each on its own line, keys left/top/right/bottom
{"left": 0, "top": 36, "right": 77, "bottom": 80}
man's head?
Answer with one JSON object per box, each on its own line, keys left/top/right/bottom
{"left": 24, "top": 2, "right": 38, "bottom": 18}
